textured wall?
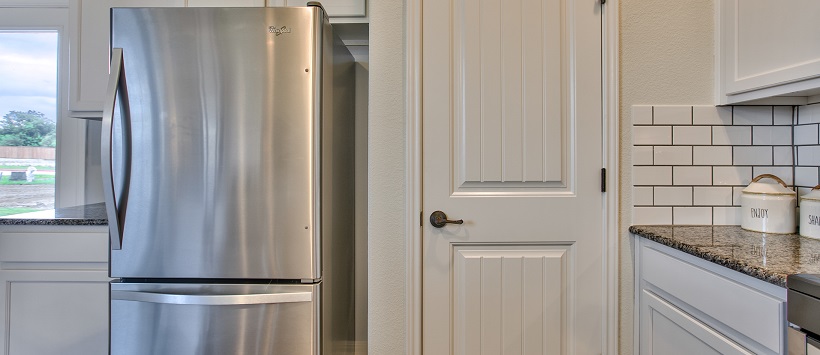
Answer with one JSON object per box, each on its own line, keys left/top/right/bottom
{"left": 619, "top": 0, "right": 715, "bottom": 354}
{"left": 367, "top": 0, "right": 407, "bottom": 354}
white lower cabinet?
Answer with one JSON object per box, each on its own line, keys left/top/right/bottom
{"left": 0, "top": 226, "right": 110, "bottom": 355}
{"left": 641, "top": 290, "right": 754, "bottom": 355}
{"left": 635, "top": 237, "right": 787, "bottom": 355}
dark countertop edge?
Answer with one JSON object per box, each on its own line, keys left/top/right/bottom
{"left": 0, "top": 203, "right": 108, "bottom": 226}
{"left": 629, "top": 225, "right": 787, "bottom": 288}
{"left": 0, "top": 218, "right": 108, "bottom": 226}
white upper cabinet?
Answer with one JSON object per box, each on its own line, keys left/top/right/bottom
{"left": 717, "top": 0, "right": 820, "bottom": 105}
{"left": 187, "top": 0, "right": 265, "bottom": 6}
{"left": 68, "top": 0, "right": 366, "bottom": 116}
{"left": 68, "top": 0, "right": 184, "bottom": 116}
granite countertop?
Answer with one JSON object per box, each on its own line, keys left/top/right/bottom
{"left": 0, "top": 203, "right": 108, "bottom": 226}
{"left": 630, "top": 225, "right": 820, "bottom": 287}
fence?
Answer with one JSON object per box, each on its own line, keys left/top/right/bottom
{"left": 0, "top": 146, "right": 56, "bottom": 160}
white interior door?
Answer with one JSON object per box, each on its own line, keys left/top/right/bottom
{"left": 421, "top": 0, "right": 604, "bottom": 353}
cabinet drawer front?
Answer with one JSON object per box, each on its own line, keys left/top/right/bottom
{"left": 0, "top": 232, "right": 108, "bottom": 263}
{"left": 641, "top": 245, "right": 784, "bottom": 353}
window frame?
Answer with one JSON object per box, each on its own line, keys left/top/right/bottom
{"left": 0, "top": 3, "right": 88, "bottom": 208}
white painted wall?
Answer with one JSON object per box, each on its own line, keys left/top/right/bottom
{"left": 367, "top": 0, "right": 407, "bottom": 354}
{"left": 619, "top": 0, "right": 715, "bottom": 354}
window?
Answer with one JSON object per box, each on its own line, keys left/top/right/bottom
{"left": 0, "top": 5, "right": 86, "bottom": 215}
{"left": 0, "top": 31, "right": 58, "bottom": 216}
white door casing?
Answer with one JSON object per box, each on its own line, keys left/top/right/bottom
{"left": 421, "top": 0, "right": 604, "bottom": 353}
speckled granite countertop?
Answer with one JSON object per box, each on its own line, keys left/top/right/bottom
{"left": 0, "top": 203, "right": 108, "bottom": 226}
{"left": 630, "top": 225, "right": 820, "bottom": 288}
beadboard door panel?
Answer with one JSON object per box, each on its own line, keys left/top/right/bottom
{"left": 452, "top": 246, "right": 569, "bottom": 355}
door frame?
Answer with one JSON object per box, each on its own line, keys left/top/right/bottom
{"left": 404, "top": 0, "right": 620, "bottom": 353}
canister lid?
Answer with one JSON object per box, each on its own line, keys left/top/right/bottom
{"left": 742, "top": 174, "right": 796, "bottom": 196}
{"left": 802, "top": 185, "right": 820, "bottom": 201}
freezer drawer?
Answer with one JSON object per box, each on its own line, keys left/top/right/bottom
{"left": 110, "top": 282, "right": 319, "bottom": 355}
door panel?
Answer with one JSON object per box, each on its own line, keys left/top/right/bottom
{"left": 454, "top": 0, "right": 565, "bottom": 189}
{"left": 453, "top": 246, "right": 569, "bottom": 355}
{"left": 108, "top": 8, "right": 323, "bottom": 279}
{"left": 422, "top": 0, "right": 604, "bottom": 352}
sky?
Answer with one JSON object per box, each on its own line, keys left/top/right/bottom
{"left": 0, "top": 31, "right": 58, "bottom": 122}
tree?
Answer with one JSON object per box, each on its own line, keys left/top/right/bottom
{"left": 0, "top": 110, "right": 56, "bottom": 147}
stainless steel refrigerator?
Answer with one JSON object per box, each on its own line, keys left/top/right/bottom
{"left": 101, "top": 5, "right": 356, "bottom": 354}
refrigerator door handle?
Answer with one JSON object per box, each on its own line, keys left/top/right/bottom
{"left": 101, "top": 48, "right": 133, "bottom": 250}
{"left": 110, "top": 290, "right": 313, "bottom": 305}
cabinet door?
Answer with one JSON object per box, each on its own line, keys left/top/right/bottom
{"left": 640, "top": 289, "right": 754, "bottom": 355}
{"left": 277, "top": 0, "right": 365, "bottom": 17}
{"left": 0, "top": 228, "right": 110, "bottom": 355}
{"left": 719, "top": 0, "right": 820, "bottom": 102}
{"left": 0, "top": 270, "right": 110, "bottom": 355}
{"left": 187, "top": 0, "right": 265, "bottom": 6}
{"left": 69, "top": 0, "right": 184, "bottom": 115}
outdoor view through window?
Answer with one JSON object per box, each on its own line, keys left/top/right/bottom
{"left": 0, "top": 31, "right": 58, "bottom": 216}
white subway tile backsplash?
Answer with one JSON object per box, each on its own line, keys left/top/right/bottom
{"left": 673, "top": 207, "right": 712, "bottom": 225}
{"left": 693, "top": 106, "right": 732, "bottom": 125}
{"left": 693, "top": 146, "right": 732, "bottom": 166}
{"left": 633, "top": 146, "right": 654, "bottom": 165}
{"left": 713, "top": 166, "right": 752, "bottom": 186}
{"left": 732, "top": 186, "right": 744, "bottom": 206}
{"left": 634, "top": 207, "right": 673, "bottom": 225}
{"left": 673, "top": 126, "right": 711, "bottom": 145}
{"left": 631, "top": 104, "right": 817, "bottom": 226}
{"left": 713, "top": 207, "right": 741, "bottom": 225}
{"left": 752, "top": 126, "right": 792, "bottom": 146}
{"left": 733, "top": 106, "right": 773, "bottom": 125}
{"left": 774, "top": 146, "right": 794, "bottom": 165}
{"left": 713, "top": 126, "right": 751, "bottom": 145}
{"left": 752, "top": 166, "right": 793, "bottom": 185}
{"left": 634, "top": 126, "right": 672, "bottom": 145}
{"left": 632, "top": 105, "right": 653, "bottom": 125}
{"left": 798, "top": 104, "right": 820, "bottom": 125}
{"left": 633, "top": 187, "right": 654, "bottom": 206}
{"left": 694, "top": 187, "right": 733, "bottom": 206}
{"left": 798, "top": 145, "right": 820, "bottom": 166}
{"left": 774, "top": 106, "right": 794, "bottom": 125}
{"left": 654, "top": 187, "right": 692, "bottom": 206}
{"left": 634, "top": 166, "right": 672, "bottom": 186}
{"left": 673, "top": 166, "right": 712, "bottom": 185}
{"left": 795, "top": 166, "right": 819, "bottom": 187}
{"left": 654, "top": 106, "right": 692, "bottom": 125}
{"left": 794, "top": 124, "right": 819, "bottom": 146}
{"left": 734, "top": 146, "right": 773, "bottom": 165}
{"left": 654, "top": 146, "right": 692, "bottom": 165}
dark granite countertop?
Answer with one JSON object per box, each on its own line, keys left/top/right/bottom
{"left": 630, "top": 225, "right": 820, "bottom": 288}
{"left": 0, "top": 203, "right": 108, "bottom": 226}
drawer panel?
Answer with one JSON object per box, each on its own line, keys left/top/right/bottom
{"left": 641, "top": 245, "right": 784, "bottom": 353}
{"left": 0, "top": 232, "right": 108, "bottom": 263}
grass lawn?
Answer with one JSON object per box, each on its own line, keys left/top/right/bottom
{"left": 0, "top": 174, "right": 55, "bottom": 185}
{"left": 0, "top": 207, "right": 43, "bottom": 217}
{"left": 0, "top": 164, "right": 54, "bottom": 171}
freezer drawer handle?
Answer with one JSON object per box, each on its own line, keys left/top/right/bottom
{"left": 110, "top": 291, "right": 312, "bottom": 305}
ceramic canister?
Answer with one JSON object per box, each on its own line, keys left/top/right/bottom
{"left": 740, "top": 174, "right": 796, "bottom": 234}
{"left": 800, "top": 185, "right": 820, "bottom": 239}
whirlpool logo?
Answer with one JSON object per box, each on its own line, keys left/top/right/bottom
{"left": 268, "top": 26, "right": 292, "bottom": 36}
